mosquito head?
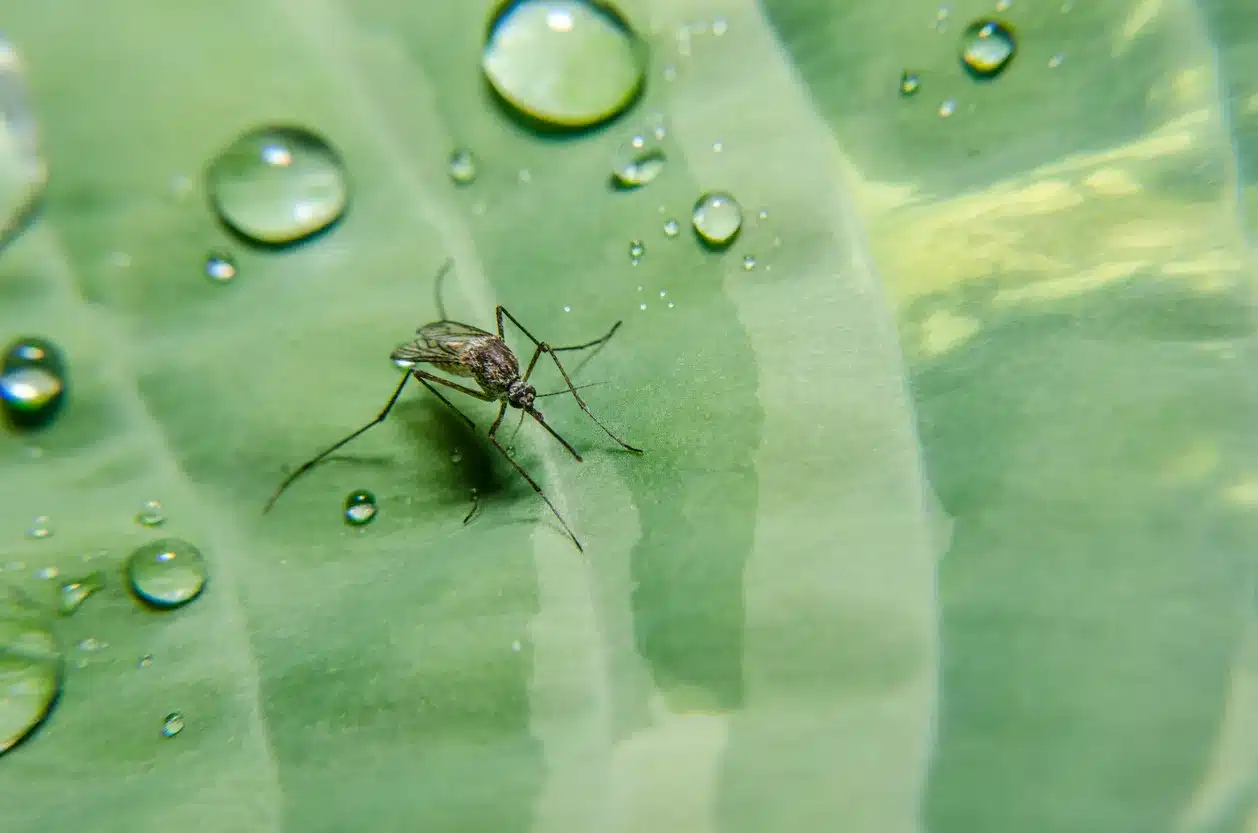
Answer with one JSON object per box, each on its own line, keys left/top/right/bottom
{"left": 507, "top": 379, "right": 536, "bottom": 411}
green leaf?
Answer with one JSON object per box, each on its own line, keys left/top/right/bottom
{"left": 2, "top": 0, "right": 1255, "bottom": 831}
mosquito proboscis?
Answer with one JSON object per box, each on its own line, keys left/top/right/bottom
{"left": 263, "top": 258, "right": 643, "bottom": 551}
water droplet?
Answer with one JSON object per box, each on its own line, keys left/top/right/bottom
{"left": 517, "top": 168, "right": 532, "bottom": 184}
{"left": 667, "top": 301, "right": 675, "bottom": 309}
{"left": 0, "top": 336, "right": 67, "bottom": 431}
{"left": 76, "top": 636, "right": 105, "bottom": 653}
{"left": 135, "top": 500, "right": 166, "bottom": 527}
{"left": 344, "top": 490, "right": 378, "bottom": 526}
{"left": 206, "top": 125, "right": 349, "bottom": 247}
{"left": 712, "top": 18, "right": 728, "bottom": 36}
{"left": 663, "top": 218, "right": 680, "bottom": 237}
{"left": 0, "top": 608, "right": 61, "bottom": 756}
{"left": 25, "top": 516, "right": 50, "bottom": 540}
{"left": 204, "top": 252, "right": 237, "bottom": 283}
{"left": 757, "top": 209, "right": 769, "bottom": 221}
{"left": 611, "top": 147, "right": 666, "bottom": 190}
{"left": 161, "top": 712, "right": 185, "bottom": 738}
{"left": 0, "top": 37, "right": 47, "bottom": 252}
{"left": 652, "top": 121, "right": 667, "bottom": 141}
{"left": 1048, "top": 53, "right": 1064, "bottom": 69}
{"left": 742, "top": 254, "right": 757, "bottom": 271}
{"left": 483, "top": 0, "right": 647, "bottom": 132}
{"left": 639, "top": 302, "right": 647, "bottom": 311}
{"left": 900, "top": 71, "right": 921, "bottom": 97}
{"left": 938, "top": 98, "right": 956, "bottom": 118}
{"left": 125, "top": 538, "right": 208, "bottom": 610}
{"left": 448, "top": 149, "right": 478, "bottom": 184}
{"left": 658, "top": 290, "right": 667, "bottom": 298}
{"left": 58, "top": 571, "right": 103, "bottom": 616}
{"left": 512, "top": 639, "right": 522, "bottom": 652}
{"left": 995, "top": 0, "right": 1011, "bottom": 10}
{"left": 562, "top": 304, "right": 571, "bottom": 313}
{"left": 712, "top": 141, "right": 723, "bottom": 153}
{"left": 960, "top": 19, "right": 1016, "bottom": 80}
{"left": 138, "top": 654, "right": 153, "bottom": 668}
{"left": 451, "top": 450, "right": 463, "bottom": 464}
{"left": 629, "top": 239, "right": 645, "bottom": 262}
{"left": 691, "top": 191, "right": 743, "bottom": 249}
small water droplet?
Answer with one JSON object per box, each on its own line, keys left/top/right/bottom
{"left": 206, "top": 125, "right": 349, "bottom": 247}
{"left": 659, "top": 290, "right": 667, "bottom": 298}
{"left": 0, "top": 608, "right": 61, "bottom": 756}
{"left": 563, "top": 304, "right": 572, "bottom": 313}
{"left": 667, "top": 301, "right": 675, "bottom": 309}
{"left": 448, "top": 148, "right": 478, "bottom": 184}
{"left": 638, "top": 302, "right": 648, "bottom": 311}
{"left": 742, "top": 254, "right": 757, "bottom": 271}
{"left": 900, "top": 71, "right": 921, "bottom": 97}
{"left": 0, "top": 37, "right": 47, "bottom": 254}
{"left": 691, "top": 191, "right": 743, "bottom": 249}
{"left": 138, "top": 654, "right": 153, "bottom": 668}
{"left": 512, "top": 639, "right": 522, "bottom": 652}
{"left": 652, "top": 121, "right": 667, "bottom": 141}
{"left": 203, "top": 252, "right": 237, "bottom": 283}
{"left": 125, "top": 538, "right": 208, "bottom": 610}
{"left": 960, "top": 19, "right": 1016, "bottom": 79}
{"left": 995, "top": 0, "right": 1011, "bottom": 10}
{"left": 344, "top": 490, "right": 378, "bottom": 526}
{"left": 712, "top": 18, "right": 728, "bottom": 36}
{"left": 938, "top": 98, "right": 956, "bottom": 118}
{"left": 1048, "top": 53, "right": 1064, "bottom": 69}
{"left": 161, "top": 712, "right": 185, "bottom": 738}
{"left": 630, "top": 134, "right": 645, "bottom": 150}
{"left": 663, "top": 218, "right": 680, "bottom": 237}
{"left": 76, "top": 636, "right": 105, "bottom": 653}
{"left": 518, "top": 168, "right": 532, "bottom": 184}
{"left": 25, "top": 516, "right": 51, "bottom": 540}
{"left": 135, "top": 500, "right": 166, "bottom": 527}
{"left": 611, "top": 147, "right": 666, "bottom": 190}
{"left": 451, "top": 450, "right": 463, "bottom": 464}
{"left": 1, "top": 336, "right": 67, "bottom": 431}
{"left": 712, "top": 141, "right": 723, "bottom": 153}
{"left": 483, "top": 0, "right": 647, "bottom": 132}
{"left": 758, "top": 209, "right": 769, "bottom": 221}
{"left": 628, "top": 240, "right": 645, "bottom": 262}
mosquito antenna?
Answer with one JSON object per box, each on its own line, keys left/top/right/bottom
{"left": 534, "top": 381, "right": 605, "bottom": 398}
{"left": 432, "top": 257, "right": 455, "bottom": 321}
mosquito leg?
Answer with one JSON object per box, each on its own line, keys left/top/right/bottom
{"left": 264, "top": 371, "right": 412, "bottom": 513}
{"left": 550, "top": 320, "right": 622, "bottom": 352}
{"left": 463, "top": 488, "right": 480, "bottom": 525}
{"left": 431, "top": 257, "right": 455, "bottom": 321}
{"left": 525, "top": 408, "right": 583, "bottom": 462}
{"left": 410, "top": 369, "right": 492, "bottom": 430}
{"left": 488, "top": 402, "right": 583, "bottom": 552}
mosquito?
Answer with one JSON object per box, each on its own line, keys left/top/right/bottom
{"left": 263, "top": 258, "right": 643, "bottom": 551}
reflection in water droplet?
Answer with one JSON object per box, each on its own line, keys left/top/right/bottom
{"left": 0, "top": 37, "right": 47, "bottom": 252}
{"left": 483, "top": 0, "right": 647, "bottom": 132}
{"left": 1, "top": 336, "right": 67, "bottom": 431}
{"left": 611, "top": 147, "right": 666, "bottom": 190}
{"left": 136, "top": 500, "right": 166, "bottom": 527}
{"left": 960, "top": 19, "right": 1016, "bottom": 80}
{"left": 629, "top": 240, "right": 645, "bottom": 263}
{"left": 344, "top": 490, "right": 378, "bottom": 526}
{"left": 206, "top": 125, "right": 349, "bottom": 247}
{"left": 204, "top": 253, "right": 237, "bottom": 283}
{"left": 161, "top": 712, "right": 185, "bottom": 738}
{"left": 25, "top": 516, "right": 50, "bottom": 540}
{"left": 448, "top": 149, "right": 478, "bottom": 184}
{"left": 899, "top": 71, "right": 921, "bottom": 97}
{"left": 125, "top": 538, "right": 208, "bottom": 610}
{"left": 691, "top": 191, "right": 743, "bottom": 249}
{"left": 0, "top": 608, "right": 61, "bottom": 757}
{"left": 995, "top": 0, "right": 1011, "bottom": 10}
{"left": 938, "top": 99, "right": 956, "bottom": 118}
{"left": 742, "top": 254, "right": 757, "bottom": 271}
{"left": 58, "top": 571, "right": 104, "bottom": 616}
{"left": 663, "top": 218, "right": 680, "bottom": 238}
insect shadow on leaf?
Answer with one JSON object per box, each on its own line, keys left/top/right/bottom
{"left": 263, "top": 257, "right": 644, "bottom": 551}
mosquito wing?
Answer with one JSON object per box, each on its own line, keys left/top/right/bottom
{"left": 390, "top": 319, "right": 497, "bottom": 377}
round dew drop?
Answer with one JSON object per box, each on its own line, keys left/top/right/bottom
{"left": 611, "top": 147, "right": 666, "bottom": 190}
{"left": 691, "top": 191, "right": 743, "bottom": 249}
{"left": 448, "top": 149, "right": 478, "bottom": 184}
{"left": 482, "top": 0, "right": 648, "bottom": 132}
{"left": 0, "top": 336, "right": 68, "bottom": 431}
{"left": 0, "top": 613, "right": 62, "bottom": 757}
{"left": 344, "top": 490, "right": 378, "bottom": 526}
{"left": 135, "top": 500, "right": 167, "bottom": 527}
{"left": 161, "top": 712, "right": 185, "bottom": 738}
{"left": 204, "top": 252, "right": 237, "bottom": 283}
{"left": 125, "top": 538, "right": 208, "bottom": 610}
{"left": 206, "top": 125, "right": 349, "bottom": 247}
{"left": 959, "top": 19, "right": 1016, "bottom": 80}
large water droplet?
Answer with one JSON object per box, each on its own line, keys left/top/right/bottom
{"left": 206, "top": 126, "right": 349, "bottom": 248}
{"left": 0, "top": 336, "right": 67, "bottom": 431}
{"left": 125, "top": 538, "right": 208, "bottom": 610}
{"left": 0, "top": 607, "right": 61, "bottom": 757}
{"left": 160, "top": 711, "right": 185, "bottom": 738}
{"left": 0, "top": 37, "right": 46, "bottom": 252}
{"left": 344, "top": 490, "right": 378, "bottom": 526}
{"left": 960, "top": 19, "right": 1016, "bottom": 80}
{"left": 483, "top": 0, "right": 647, "bottom": 132}
{"left": 691, "top": 191, "right": 743, "bottom": 249}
